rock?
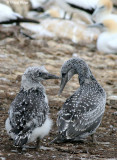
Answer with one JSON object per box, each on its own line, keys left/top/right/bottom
{"left": 108, "top": 95, "right": 117, "bottom": 108}
{"left": 0, "top": 90, "right": 6, "bottom": 99}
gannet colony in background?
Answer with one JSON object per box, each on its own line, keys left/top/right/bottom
{"left": 55, "top": 0, "right": 115, "bottom": 24}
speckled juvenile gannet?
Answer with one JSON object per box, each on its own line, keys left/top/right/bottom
{"left": 0, "top": 3, "right": 39, "bottom": 24}
{"left": 5, "top": 66, "right": 59, "bottom": 149}
{"left": 89, "top": 19, "right": 117, "bottom": 54}
{"left": 52, "top": 57, "right": 106, "bottom": 143}
{"left": 92, "top": 0, "right": 117, "bottom": 23}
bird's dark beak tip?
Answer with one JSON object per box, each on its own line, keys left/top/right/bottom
{"left": 46, "top": 74, "right": 60, "bottom": 80}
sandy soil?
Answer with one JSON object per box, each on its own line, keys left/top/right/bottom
{"left": 0, "top": 26, "right": 117, "bottom": 160}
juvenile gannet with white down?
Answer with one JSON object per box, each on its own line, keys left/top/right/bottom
{"left": 90, "top": 19, "right": 117, "bottom": 54}
{"left": 0, "top": 3, "right": 39, "bottom": 24}
{"left": 5, "top": 66, "right": 59, "bottom": 149}
{"left": 52, "top": 57, "right": 106, "bottom": 143}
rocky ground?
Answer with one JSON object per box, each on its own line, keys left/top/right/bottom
{"left": 0, "top": 25, "right": 117, "bottom": 160}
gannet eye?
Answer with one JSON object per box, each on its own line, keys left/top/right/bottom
{"left": 100, "top": 23, "right": 104, "bottom": 27}
{"left": 39, "top": 72, "right": 43, "bottom": 76}
{"left": 100, "top": 6, "right": 105, "bottom": 9}
{"left": 62, "top": 73, "right": 66, "bottom": 77}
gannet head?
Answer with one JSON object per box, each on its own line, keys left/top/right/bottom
{"left": 59, "top": 58, "right": 93, "bottom": 95}
{"left": 102, "top": 19, "right": 117, "bottom": 32}
{"left": 92, "top": 0, "right": 113, "bottom": 22}
{"left": 21, "top": 66, "right": 59, "bottom": 89}
{"left": 88, "top": 19, "right": 117, "bottom": 33}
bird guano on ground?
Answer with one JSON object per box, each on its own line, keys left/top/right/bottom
{"left": 52, "top": 57, "right": 106, "bottom": 143}
{"left": 89, "top": 19, "right": 117, "bottom": 54}
{"left": 0, "top": 3, "right": 39, "bottom": 25}
{"left": 5, "top": 66, "right": 59, "bottom": 149}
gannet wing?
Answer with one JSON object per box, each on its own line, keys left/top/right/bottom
{"left": 65, "top": 0, "right": 98, "bottom": 9}
{"left": 9, "top": 88, "right": 48, "bottom": 135}
{"left": 57, "top": 91, "right": 105, "bottom": 139}
{"left": 0, "top": 3, "right": 22, "bottom": 22}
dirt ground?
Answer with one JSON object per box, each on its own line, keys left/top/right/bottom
{"left": 0, "top": 26, "right": 117, "bottom": 160}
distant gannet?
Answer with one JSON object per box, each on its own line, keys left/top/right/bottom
{"left": 55, "top": 0, "right": 115, "bottom": 24}
{"left": 5, "top": 66, "right": 59, "bottom": 149}
{"left": 30, "top": 0, "right": 45, "bottom": 12}
{"left": 55, "top": 0, "right": 98, "bottom": 22}
{"left": 30, "top": 0, "right": 53, "bottom": 12}
{"left": 89, "top": 19, "right": 117, "bottom": 54}
{"left": 92, "top": 0, "right": 117, "bottom": 23}
{"left": 52, "top": 57, "right": 106, "bottom": 143}
{"left": 0, "top": 3, "right": 39, "bottom": 24}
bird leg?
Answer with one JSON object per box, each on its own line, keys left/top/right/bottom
{"left": 21, "top": 138, "right": 40, "bottom": 150}
{"left": 69, "top": 13, "right": 73, "bottom": 20}
{"left": 35, "top": 137, "right": 40, "bottom": 149}
{"left": 63, "top": 11, "right": 67, "bottom": 19}
{"left": 63, "top": 12, "right": 73, "bottom": 20}
{"left": 91, "top": 134, "right": 97, "bottom": 144}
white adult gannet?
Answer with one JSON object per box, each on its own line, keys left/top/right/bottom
{"left": 55, "top": 0, "right": 114, "bottom": 24}
{"left": 30, "top": 0, "right": 53, "bottom": 12}
{"left": 89, "top": 19, "right": 117, "bottom": 54}
{"left": 55, "top": 0, "right": 98, "bottom": 23}
{"left": 0, "top": 3, "right": 39, "bottom": 24}
{"left": 30, "top": 0, "right": 45, "bottom": 12}
{"left": 92, "top": 0, "right": 117, "bottom": 23}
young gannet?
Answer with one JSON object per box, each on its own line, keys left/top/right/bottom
{"left": 52, "top": 57, "right": 106, "bottom": 143}
{"left": 5, "top": 66, "right": 59, "bottom": 149}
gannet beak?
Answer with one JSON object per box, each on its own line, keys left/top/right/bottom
{"left": 92, "top": 8, "right": 99, "bottom": 19}
{"left": 88, "top": 23, "right": 104, "bottom": 29}
{"left": 44, "top": 73, "right": 60, "bottom": 80}
{"left": 59, "top": 69, "right": 75, "bottom": 95}
{"left": 59, "top": 75, "right": 68, "bottom": 95}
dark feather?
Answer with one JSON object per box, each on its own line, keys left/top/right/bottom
{"left": 0, "top": 17, "right": 39, "bottom": 25}
{"left": 67, "top": 2, "right": 95, "bottom": 14}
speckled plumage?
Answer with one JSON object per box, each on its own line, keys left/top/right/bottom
{"left": 5, "top": 66, "right": 59, "bottom": 148}
{"left": 54, "top": 57, "right": 106, "bottom": 143}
